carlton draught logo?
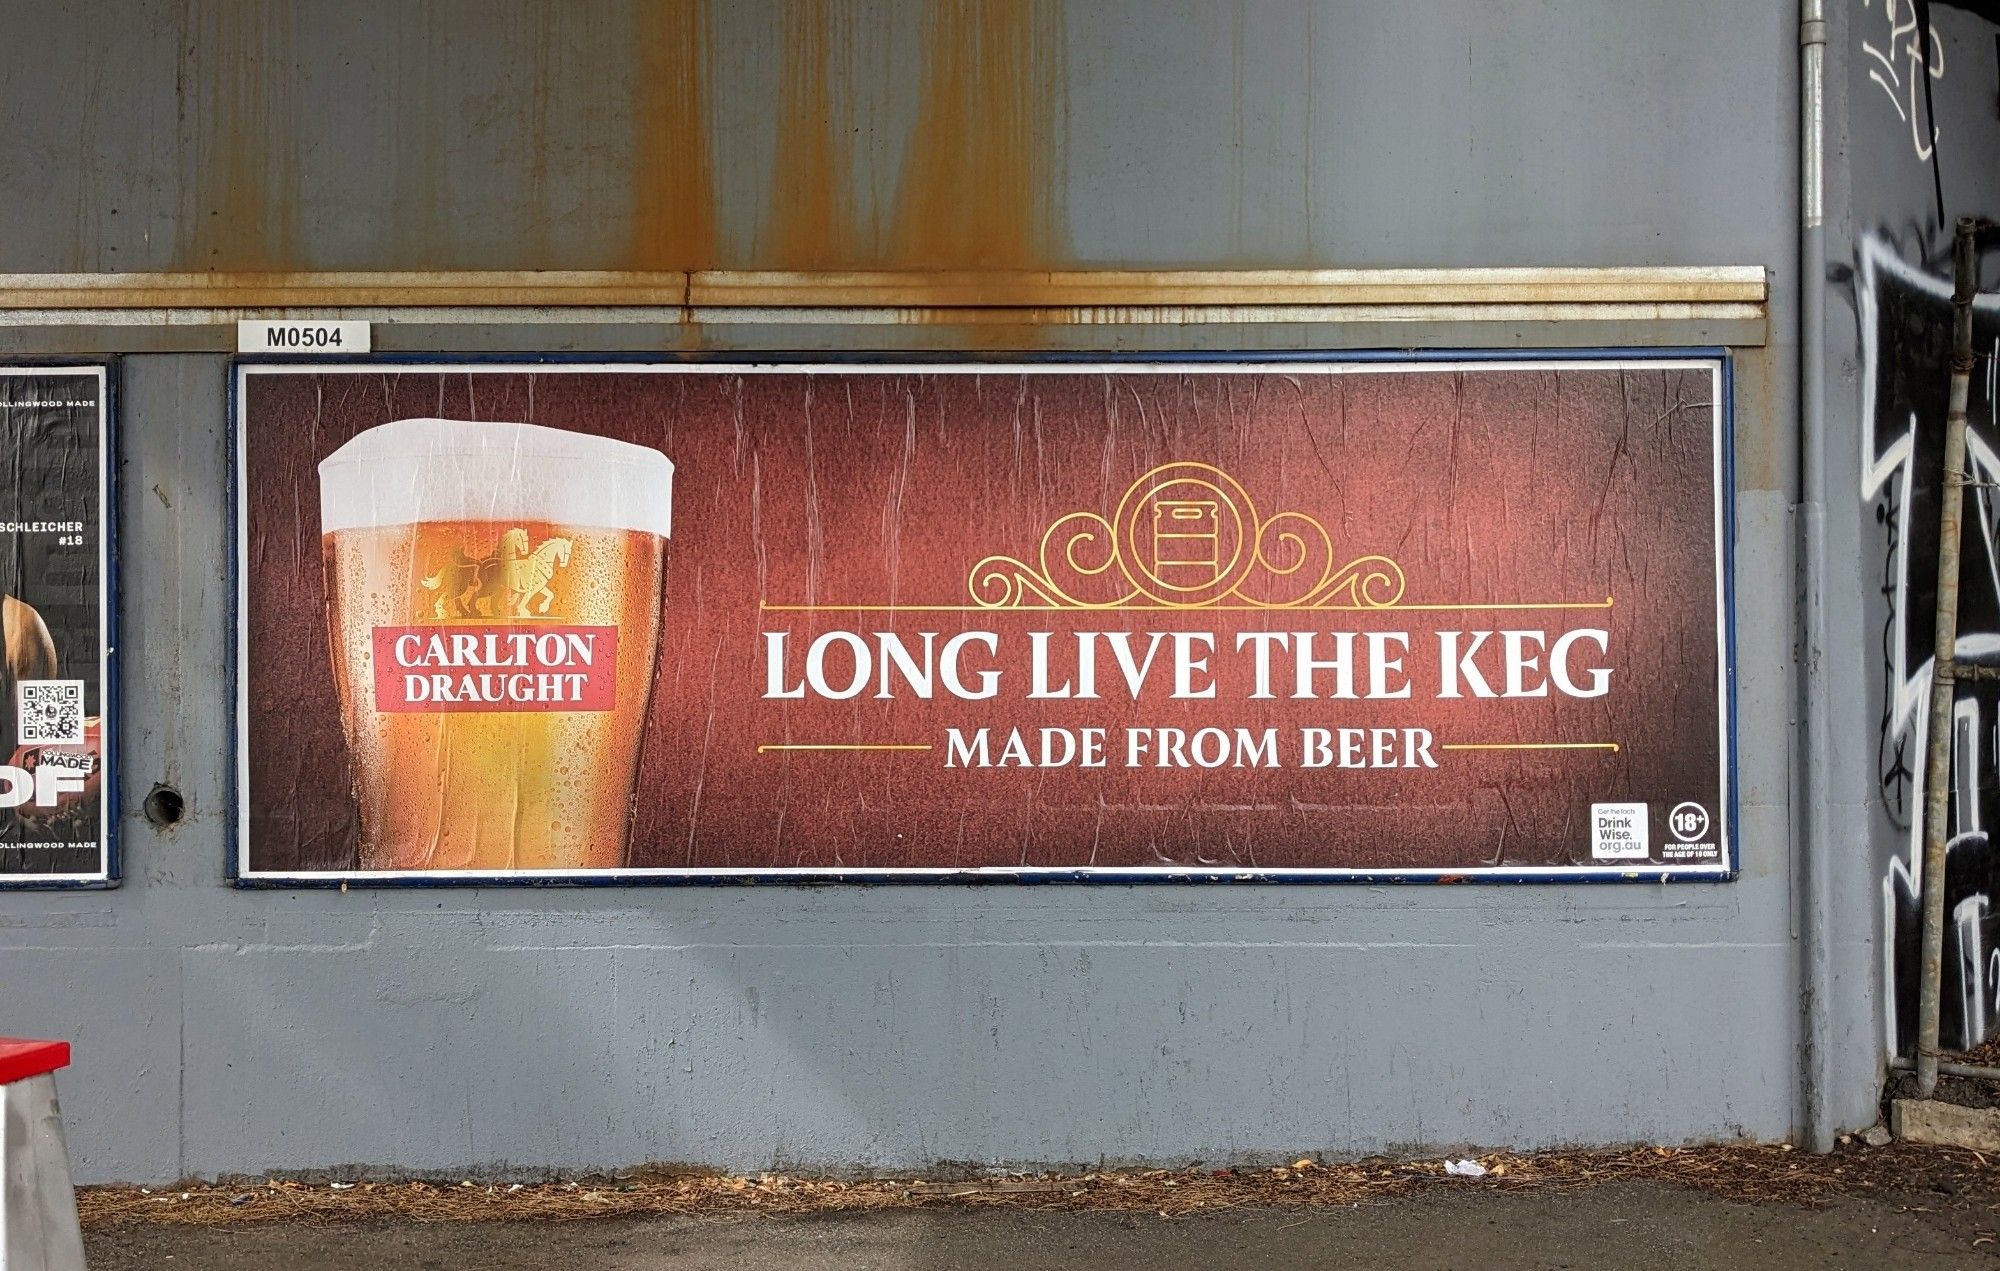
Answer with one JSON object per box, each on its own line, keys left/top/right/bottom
{"left": 420, "top": 527, "right": 575, "bottom": 619}
{"left": 363, "top": 526, "right": 618, "bottom": 712}
{"left": 371, "top": 625, "right": 620, "bottom": 712}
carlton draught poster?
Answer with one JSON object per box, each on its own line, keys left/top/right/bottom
{"left": 234, "top": 360, "right": 1732, "bottom": 883}
{"left": 0, "top": 366, "right": 112, "bottom": 886}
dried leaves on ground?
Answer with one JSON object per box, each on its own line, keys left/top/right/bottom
{"left": 76, "top": 1142, "right": 1998, "bottom": 1228}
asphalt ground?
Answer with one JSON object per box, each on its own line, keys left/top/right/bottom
{"left": 79, "top": 1140, "right": 2000, "bottom": 1271}
{"left": 83, "top": 1180, "right": 2000, "bottom": 1270}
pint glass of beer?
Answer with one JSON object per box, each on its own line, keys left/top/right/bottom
{"left": 318, "top": 418, "right": 673, "bottom": 871}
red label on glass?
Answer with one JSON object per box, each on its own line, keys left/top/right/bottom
{"left": 371, "top": 625, "right": 620, "bottom": 713}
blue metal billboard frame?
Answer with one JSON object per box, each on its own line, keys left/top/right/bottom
{"left": 227, "top": 349, "right": 1738, "bottom": 888}
{"left": 0, "top": 360, "right": 121, "bottom": 889}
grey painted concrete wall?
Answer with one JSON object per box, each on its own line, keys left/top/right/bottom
{"left": 0, "top": 0, "right": 1867, "bottom": 1182}
{"left": 4, "top": 0, "right": 1792, "bottom": 273}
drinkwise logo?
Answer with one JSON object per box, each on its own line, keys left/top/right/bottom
{"left": 1590, "top": 803, "right": 1650, "bottom": 860}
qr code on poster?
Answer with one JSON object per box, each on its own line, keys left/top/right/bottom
{"left": 17, "top": 679, "right": 84, "bottom": 746}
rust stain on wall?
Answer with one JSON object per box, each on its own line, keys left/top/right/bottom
{"left": 631, "top": 0, "right": 718, "bottom": 269}
{"left": 386, "top": 5, "right": 452, "bottom": 268}
{"left": 178, "top": 3, "right": 300, "bottom": 270}
{"left": 760, "top": 0, "right": 859, "bottom": 268}
{"left": 887, "top": 0, "right": 1066, "bottom": 269}
{"left": 523, "top": 0, "right": 562, "bottom": 267}
{"left": 168, "top": 2, "right": 1065, "bottom": 280}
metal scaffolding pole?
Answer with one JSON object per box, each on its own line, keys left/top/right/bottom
{"left": 1915, "top": 217, "right": 1997, "bottom": 1097}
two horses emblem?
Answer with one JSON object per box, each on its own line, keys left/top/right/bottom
{"left": 421, "top": 527, "right": 573, "bottom": 619}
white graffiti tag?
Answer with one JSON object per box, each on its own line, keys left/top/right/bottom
{"left": 1862, "top": 0, "right": 1946, "bottom": 161}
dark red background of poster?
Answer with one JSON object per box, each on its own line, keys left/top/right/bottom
{"left": 241, "top": 364, "right": 1727, "bottom": 875}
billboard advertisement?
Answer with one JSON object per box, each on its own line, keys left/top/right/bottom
{"left": 234, "top": 358, "right": 1732, "bottom": 884}
{"left": 0, "top": 366, "right": 113, "bottom": 887}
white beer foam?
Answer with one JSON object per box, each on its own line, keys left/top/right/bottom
{"left": 319, "top": 418, "right": 674, "bottom": 537}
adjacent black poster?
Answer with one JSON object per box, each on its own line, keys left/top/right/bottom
{"left": 0, "top": 367, "right": 112, "bottom": 885}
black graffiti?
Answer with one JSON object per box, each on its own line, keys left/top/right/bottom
{"left": 1879, "top": 486, "right": 1914, "bottom": 827}
{"left": 1861, "top": 235, "right": 2000, "bottom": 1052}
{"left": 1889, "top": 838, "right": 2000, "bottom": 1054}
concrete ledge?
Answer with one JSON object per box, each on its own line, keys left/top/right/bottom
{"left": 0, "top": 267, "right": 1771, "bottom": 353}
{"left": 0, "top": 266, "right": 1767, "bottom": 311}
{"left": 1891, "top": 1099, "right": 2000, "bottom": 1151}
{"left": 688, "top": 266, "right": 1769, "bottom": 308}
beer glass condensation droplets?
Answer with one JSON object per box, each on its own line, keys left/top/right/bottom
{"left": 319, "top": 419, "right": 673, "bottom": 871}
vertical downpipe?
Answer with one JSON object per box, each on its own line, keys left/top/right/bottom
{"left": 1915, "top": 220, "right": 1986, "bottom": 1097}
{"left": 1796, "top": 0, "right": 1835, "bottom": 1150}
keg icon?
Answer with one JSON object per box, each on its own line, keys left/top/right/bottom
{"left": 1151, "top": 499, "right": 1221, "bottom": 584}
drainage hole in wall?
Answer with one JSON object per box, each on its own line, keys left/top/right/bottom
{"left": 143, "top": 785, "right": 185, "bottom": 828}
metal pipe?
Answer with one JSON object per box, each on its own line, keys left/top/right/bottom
{"left": 1914, "top": 219, "right": 1986, "bottom": 1097}
{"left": 1794, "top": 0, "right": 1834, "bottom": 1151}
{"left": 1799, "top": 1, "right": 1824, "bottom": 231}
{"left": 1890, "top": 1057, "right": 2000, "bottom": 1082}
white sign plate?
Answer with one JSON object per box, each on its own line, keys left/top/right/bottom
{"left": 237, "top": 320, "right": 371, "bottom": 355}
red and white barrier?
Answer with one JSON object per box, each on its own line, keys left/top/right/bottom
{"left": 0, "top": 1040, "right": 83, "bottom": 1271}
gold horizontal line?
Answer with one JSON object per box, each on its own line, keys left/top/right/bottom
{"left": 760, "top": 599, "right": 1613, "bottom": 613}
{"left": 1440, "top": 742, "right": 1622, "bottom": 752}
{"left": 0, "top": 267, "right": 1764, "bottom": 311}
{"left": 757, "top": 743, "right": 934, "bottom": 753}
